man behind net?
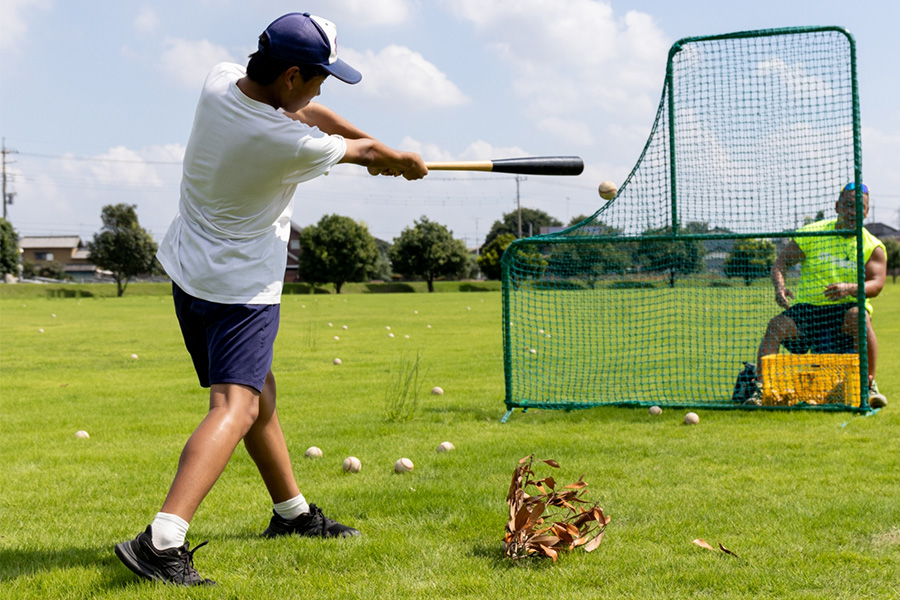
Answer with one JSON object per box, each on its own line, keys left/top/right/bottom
{"left": 752, "top": 183, "right": 887, "bottom": 408}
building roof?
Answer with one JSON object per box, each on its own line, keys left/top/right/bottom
{"left": 20, "top": 236, "right": 83, "bottom": 249}
{"left": 865, "top": 222, "right": 900, "bottom": 239}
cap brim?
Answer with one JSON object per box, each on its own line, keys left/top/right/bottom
{"left": 323, "top": 58, "right": 361, "bottom": 84}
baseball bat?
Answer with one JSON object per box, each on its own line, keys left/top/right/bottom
{"left": 425, "top": 156, "right": 584, "bottom": 176}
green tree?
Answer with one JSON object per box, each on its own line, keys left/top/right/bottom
{"left": 87, "top": 204, "right": 157, "bottom": 297}
{"left": 483, "top": 208, "right": 562, "bottom": 246}
{"left": 0, "top": 218, "right": 18, "bottom": 278}
{"left": 298, "top": 214, "right": 378, "bottom": 293}
{"left": 477, "top": 233, "right": 517, "bottom": 280}
{"left": 724, "top": 239, "right": 776, "bottom": 286}
{"left": 637, "top": 222, "right": 707, "bottom": 287}
{"left": 38, "top": 260, "right": 68, "bottom": 280}
{"left": 370, "top": 238, "right": 393, "bottom": 281}
{"left": 884, "top": 238, "right": 900, "bottom": 284}
{"left": 390, "top": 216, "right": 469, "bottom": 292}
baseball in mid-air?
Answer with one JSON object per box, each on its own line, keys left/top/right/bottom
{"left": 684, "top": 412, "right": 700, "bottom": 425}
{"left": 598, "top": 180, "right": 618, "bottom": 200}
{"left": 305, "top": 446, "right": 323, "bottom": 458}
{"left": 394, "top": 458, "right": 414, "bottom": 473}
{"left": 649, "top": 405, "right": 662, "bottom": 416}
{"left": 343, "top": 456, "right": 362, "bottom": 473}
{"left": 75, "top": 430, "right": 90, "bottom": 439}
{"left": 437, "top": 441, "right": 455, "bottom": 453}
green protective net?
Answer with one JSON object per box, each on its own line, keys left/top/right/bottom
{"left": 502, "top": 27, "right": 872, "bottom": 416}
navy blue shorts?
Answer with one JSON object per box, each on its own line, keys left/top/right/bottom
{"left": 172, "top": 284, "right": 280, "bottom": 393}
{"left": 781, "top": 302, "right": 856, "bottom": 355}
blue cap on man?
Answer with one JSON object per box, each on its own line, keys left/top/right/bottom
{"left": 261, "top": 12, "right": 362, "bottom": 84}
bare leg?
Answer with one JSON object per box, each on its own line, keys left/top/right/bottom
{"left": 242, "top": 371, "right": 301, "bottom": 504}
{"left": 843, "top": 308, "right": 878, "bottom": 386}
{"left": 160, "top": 383, "right": 260, "bottom": 522}
{"left": 756, "top": 314, "right": 800, "bottom": 387}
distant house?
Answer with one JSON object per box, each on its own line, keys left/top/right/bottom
{"left": 284, "top": 223, "right": 303, "bottom": 282}
{"left": 19, "top": 236, "right": 96, "bottom": 281}
{"left": 865, "top": 222, "right": 900, "bottom": 240}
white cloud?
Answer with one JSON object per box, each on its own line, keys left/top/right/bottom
{"left": 88, "top": 146, "right": 165, "bottom": 188}
{"left": 440, "top": 0, "right": 670, "bottom": 141}
{"left": 0, "top": 0, "right": 51, "bottom": 52}
{"left": 398, "top": 137, "right": 456, "bottom": 162}
{"left": 459, "top": 140, "right": 529, "bottom": 161}
{"left": 157, "top": 38, "right": 237, "bottom": 89}
{"left": 862, "top": 126, "right": 900, "bottom": 225}
{"left": 536, "top": 117, "right": 594, "bottom": 146}
{"left": 133, "top": 6, "right": 160, "bottom": 34}
{"left": 327, "top": 0, "right": 416, "bottom": 26}
{"left": 11, "top": 144, "right": 185, "bottom": 239}
{"left": 341, "top": 45, "right": 469, "bottom": 109}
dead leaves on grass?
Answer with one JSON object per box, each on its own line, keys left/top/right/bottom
{"left": 503, "top": 454, "right": 610, "bottom": 562}
{"left": 692, "top": 538, "right": 739, "bottom": 558}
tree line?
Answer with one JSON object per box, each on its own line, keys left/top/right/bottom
{"left": 2, "top": 204, "right": 900, "bottom": 295}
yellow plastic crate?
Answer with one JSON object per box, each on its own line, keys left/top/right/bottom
{"left": 760, "top": 354, "right": 860, "bottom": 407}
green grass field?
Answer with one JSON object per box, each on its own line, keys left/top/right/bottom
{"left": 2, "top": 283, "right": 899, "bottom": 599}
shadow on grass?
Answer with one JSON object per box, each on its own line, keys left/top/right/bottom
{"left": 46, "top": 288, "right": 95, "bottom": 298}
{"left": 469, "top": 541, "right": 556, "bottom": 570}
{"left": 365, "top": 283, "right": 417, "bottom": 293}
{"left": 0, "top": 544, "right": 138, "bottom": 585}
{"left": 458, "top": 283, "right": 497, "bottom": 292}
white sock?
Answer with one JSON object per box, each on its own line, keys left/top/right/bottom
{"left": 274, "top": 494, "right": 309, "bottom": 521}
{"left": 151, "top": 512, "right": 189, "bottom": 550}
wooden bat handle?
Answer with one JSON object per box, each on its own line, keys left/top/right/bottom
{"left": 424, "top": 156, "right": 583, "bottom": 176}
{"left": 425, "top": 161, "right": 493, "bottom": 172}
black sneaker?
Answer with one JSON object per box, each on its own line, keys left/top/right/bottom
{"left": 262, "top": 504, "right": 361, "bottom": 539}
{"left": 114, "top": 526, "right": 215, "bottom": 586}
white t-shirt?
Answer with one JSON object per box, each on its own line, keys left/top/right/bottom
{"left": 157, "top": 62, "right": 347, "bottom": 304}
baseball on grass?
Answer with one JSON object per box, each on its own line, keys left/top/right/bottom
{"left": 305, "top": 446, "right": 323, "bottom": 458}
{"left": 75, "top": 430, "right": 90, "bottom": 439}
{"left": 431, "top": 386, "right": 444, "bottom": 396}
{"left": 394, "top": 458, "right": 414, "bottom": 473}
{"left": 598, "top": 180, "right": 618, "bottom": 200}
{"left": 684, "top": 412, "right": 700, "bottom": 425}
{"left": 649, "top": 405, "right": 662, "bottom": 416}
{"left": 437, "top": 441, "right": 455, "bottom": 453}
{"left": 333, "top": 358, "right": 342, "bottom": 365}
{"left": 342, "top": 456, "right": 362, "bottom": 473}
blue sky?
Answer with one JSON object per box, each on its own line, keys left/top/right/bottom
{"left": 2, "top": 0, "right": 898, "bottom": 247}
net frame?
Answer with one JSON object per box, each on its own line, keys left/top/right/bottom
{"left": 501, "top": 26, "right": 872, "bottom": 419}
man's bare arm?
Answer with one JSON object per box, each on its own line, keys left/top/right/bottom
{"left": 340, "top": 138, "right": 428, "bottom": 181}
{"left": 824, "top": 246, "right": 887, "bottom": 301}
{"left": 286, "top": 102, "right": 373, "bottom": 139}
{"left": 772, "top": 240, "right": 804, "bottom": 308}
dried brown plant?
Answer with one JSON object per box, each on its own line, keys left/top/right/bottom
{"left": 503, "top": 454, "right": 610, "bottom": 562}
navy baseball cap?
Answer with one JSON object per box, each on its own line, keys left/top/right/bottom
{"left": 260, "top": 12, "right": 361, "bottom": 84}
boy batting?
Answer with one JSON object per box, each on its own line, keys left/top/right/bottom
{"left": 115, "top": 12, "right": 427, "bottom": 586}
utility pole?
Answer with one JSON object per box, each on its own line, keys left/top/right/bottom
{"left": 515, "top": 175, "right": 527, "bottom": 237}
{"left": 2, "top": 138, "right": 18, "bottom": 220}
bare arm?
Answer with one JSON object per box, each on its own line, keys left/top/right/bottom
{"left": 824, "top": 246, "right": 887, "bottom": 301}
{"left": 286, "top": 103, "right": 427, "bottom": 180}
{"left": 286, "top": 102, "right": 373, "bottom": 139}
{"left": 772, "top": 240, "right": 804, "bottom": 308}
{"left": 340, "top": 138, "right": 428, "bottom": 181}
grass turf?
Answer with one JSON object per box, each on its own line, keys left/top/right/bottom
{"left": 1, "top": 283, "right": 899, "bottom": 599}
